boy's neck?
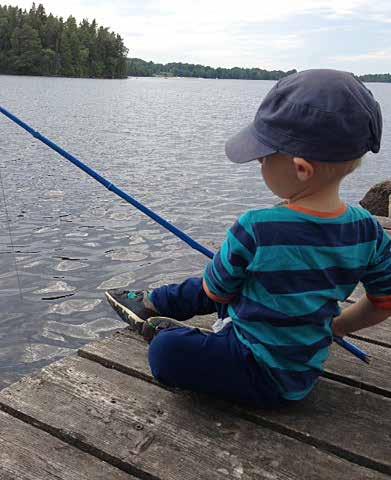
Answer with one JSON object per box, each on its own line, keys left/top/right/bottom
{"left": 286, "top": 184, "right": 344, "bottom": 212}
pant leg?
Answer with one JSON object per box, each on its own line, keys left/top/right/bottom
{"left": 150, "top": 277, "right": 222, "bottom": 321}
{"left": 148, "top": 323, "right": 286, "bottom": 409}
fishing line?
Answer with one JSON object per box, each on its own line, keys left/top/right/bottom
{"left": 0, "top": 164, "right": 23, "bottom": 302}
{"left": 0, "top": 105, "right": 370, "bottom": 363}
{"left": 0, "top": 161, "right": 34, "bottom": 362}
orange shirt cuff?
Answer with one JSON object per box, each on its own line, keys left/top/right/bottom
{"left": 366, "top": 294, "right": 391, "bottom": 310}
{"left": 202, "top": 278, "right": 235, "bottom": 304}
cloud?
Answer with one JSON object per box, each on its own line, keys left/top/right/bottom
{"left": 331, "top": 49, "right": 391, "bottom": 62}
{"left": 6, "top": 0, "right": 391, "bottom": 73}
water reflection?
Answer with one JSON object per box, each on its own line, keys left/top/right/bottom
{"left": 0, "top": 75, "right": 390, "bottom": 388}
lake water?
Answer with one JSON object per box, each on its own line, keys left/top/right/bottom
{"left": 0, "top": 75, "right": 390, "bottom": 389}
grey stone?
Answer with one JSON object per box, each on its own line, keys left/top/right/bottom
{"left": 359, "top": 180, "right": 391, "bottom": 217}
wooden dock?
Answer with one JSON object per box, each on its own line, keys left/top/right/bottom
{"left": 1, "top": 217, "right": 390, "bottom": 480}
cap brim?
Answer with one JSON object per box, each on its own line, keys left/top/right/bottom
{"left": 225, "top": 123, "right": 276, "bottom": 163}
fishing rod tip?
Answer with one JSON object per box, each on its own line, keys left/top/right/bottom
{"left": 363, "top": 355, "right": 372, "bottom": 365}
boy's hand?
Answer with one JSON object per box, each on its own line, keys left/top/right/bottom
{"left": 333, "top": 295, "right": 391, "bottom": 336}
{"left": 332, "top": 323, "right": 346, "bottom": 338}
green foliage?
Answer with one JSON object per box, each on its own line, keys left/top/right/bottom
{"left": 127, "top": 59, "right": 391, "bottom": 83}
{"left": 358, "top": 73, "right": 391, "bottom": 83}
{"left": 0, "top": 3, "right": 128, "bottom": 78}
{"left": 1, "top": 4, "right": 389, "bottom": 83}
{"left": 127, "top": 58, "right": 298, "bottom": 80}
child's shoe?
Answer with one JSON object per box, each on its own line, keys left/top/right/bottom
{"left": 105, "top": 289, "right": 157, "bottom": 332}
{"left": 141, "top": 316, "right": 187, "bottom": 343}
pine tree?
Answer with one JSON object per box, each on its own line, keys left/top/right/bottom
{"left": 0, "top": 3, "right": 128, "bottom": 78}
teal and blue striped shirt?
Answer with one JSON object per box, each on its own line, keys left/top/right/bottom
{"left": 204, "top": 203, "right": 391, "bottom": 400}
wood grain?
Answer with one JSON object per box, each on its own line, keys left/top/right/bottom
{"left": 79, "top": 330, "right": 391, "bottom": 474}
{"left": 0, "top": 409, "right": 133, "bottom": 480}
{"left": 0, "top": 355, "right": 387, "bottom": 480}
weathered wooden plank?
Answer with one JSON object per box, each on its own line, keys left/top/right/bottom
{"left": 0, "top": 356, "right": 386, "bottom": 480}
{"left": 79, "top": 330, "right": 153, "bottom": 381}
{"left": 349, "top": 326, "right": 391, "bottom": 348}
{"left": 327, "top": 339, "right": 391, "bottom": 396}
{"left": 78, "top": 330, "right": 391, "bottom": 474}
{"left": 79, "top": 329, "right": 391, "bottom": 398}
{"left": 245, "top": 378, "right": 391, "bottom": 471}
{"left": 0, "top": 410, "right": 133, "bottom": 480}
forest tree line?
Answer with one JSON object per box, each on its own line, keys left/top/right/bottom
{"left": 0, "top": 4, "right": 389, "bottom": 82}
{"left": 0, "top": 3, "right": 128, "bottom": 78}
{"left": 358, "top": 73, "right": 391, "bottom": 83}
{"left": 128, "top": 58, "right": 391, "bottom": 83}
{"left": 127, "top": 58, "right": 298, "bottom": 80}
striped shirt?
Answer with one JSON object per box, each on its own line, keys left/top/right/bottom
{"left": 204, "top": 203, "right": 391, "bottom": 400}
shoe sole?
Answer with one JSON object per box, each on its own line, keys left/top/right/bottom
{"left": 105, "top": 290, "right": 213, "bottom": 335}
{"left": 105, "top": 290, "right": 146, "bottom": 332}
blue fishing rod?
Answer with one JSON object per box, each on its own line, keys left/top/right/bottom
{"left": 0, "top": 105, "right": 370, "bottom": 364}
{"left": 0, "top": 106, "right": 214, "bottom": 260}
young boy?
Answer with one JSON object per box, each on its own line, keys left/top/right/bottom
{"left": 105, "top": 69, "right": 391, "bottom": 408}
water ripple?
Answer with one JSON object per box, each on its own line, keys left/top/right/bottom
{"left": 1, "top": 74, "right": 390, "bottom": 388}
{"left": 48, "top": 299, "right": 101, "bottom": 315}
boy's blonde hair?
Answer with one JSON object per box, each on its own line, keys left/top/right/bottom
{"left": 311, "top": 157, "right": 363, "bottom": 183}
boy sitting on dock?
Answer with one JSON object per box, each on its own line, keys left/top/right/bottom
{"left": 106, "top": 69, "right": 391, "bottom": 408}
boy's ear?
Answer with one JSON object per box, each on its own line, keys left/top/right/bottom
{"left": 293, "top": 157, "right": 314, "bottom": 181}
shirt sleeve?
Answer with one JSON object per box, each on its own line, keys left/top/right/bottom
{"left": 203, "top": 212, "right": 256, "bottom": 299}
{"left": 360, "top": 219, "right": 391, "bottom": 310}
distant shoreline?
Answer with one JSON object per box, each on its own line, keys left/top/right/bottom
{"left": 1, "top": 73, "right": 390, "bottom": 84}
{"left": 0, "top": 73, "right": 127, "bottom": 80}
{"left": 127, "top": 58, "right": 391, "bottom": 83}
{"left": 128, "top": 75, "right": 391, "bottom": 84}
{"left": 1, "top": 6, "right": 389, "bottom": 83}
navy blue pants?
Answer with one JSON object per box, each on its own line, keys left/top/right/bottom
{"left": 149, "top": 278, "right": 286, "bottom": 408}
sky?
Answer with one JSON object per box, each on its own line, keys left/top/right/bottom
{"left": 8, "top": 0, "right": 391, "bottom": 74}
